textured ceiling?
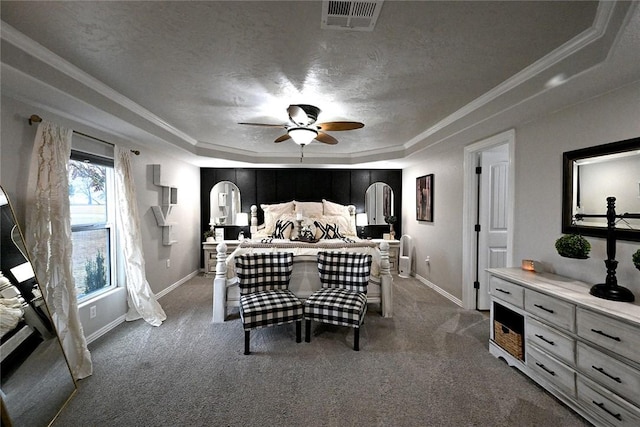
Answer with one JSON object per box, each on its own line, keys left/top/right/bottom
{"left": 1, "top": 1, "right": 636, "bottom": 166}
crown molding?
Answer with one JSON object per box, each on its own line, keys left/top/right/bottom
{"left": 403, "top": 0, "right": 620, "bottom": 150}
{"left": 1, "top": 21, "right": 198, "bottom": 147}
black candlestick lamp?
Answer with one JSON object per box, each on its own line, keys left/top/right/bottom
{"left": 575, "top": 197, "right": 637, "bottom": 302}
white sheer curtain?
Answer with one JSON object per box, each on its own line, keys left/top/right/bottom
{"left": 25, "top": 120, "right": 93, "bottom": 380}
{"left": 115, "top": 146, "right": 166, "bottom": 326}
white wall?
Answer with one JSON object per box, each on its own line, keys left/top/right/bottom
{"left": 402, "top": 81, "right": 640, "bottom": 304}
{"left": 403, "top": 143, "right": 465, "bottom": 300}
{"left": 514, "top": 81, "right": 640, "bottom": 296}
{"left": 1, "top": 95, "right": 201, "bottom": 339}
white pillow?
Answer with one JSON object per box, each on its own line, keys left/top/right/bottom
{"left": 294, "top": 201, "right": 323, "bottom": 218}
{"left": 261, "top": 201, "right": 295, "bottom": 235}
{"left": 322, "top": 199, "right": 350, "bottom": 217}
{"left": 322, "top": 200, "right": 356, "bottom": 236}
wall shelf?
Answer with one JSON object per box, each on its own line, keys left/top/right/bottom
{"left": 152, "top": 164, "right": 178, "bottom": 245}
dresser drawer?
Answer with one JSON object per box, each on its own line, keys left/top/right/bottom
{"left": 577, "top": 375, "right": 640, "bottom": 427}
{"left": 576, "top": 308, "right": 640, "bottom": 365}
{"left": 525, "top": 289, "right": 575, "bottom": 332}
{"left": 490, "top": 277, "right": 524, "bottom": 308}
{"left": 577, "top": 342, "right": 640, "bottom": 407}
{"left": 527, "top": 317, "right": 575, "bottom": 364}
{"left": 526, "top": 345, "right": 575, "bottom": 397}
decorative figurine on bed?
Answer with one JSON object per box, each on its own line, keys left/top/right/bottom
{"left": 299, "top": 223, "right": 316, "bottom": 242}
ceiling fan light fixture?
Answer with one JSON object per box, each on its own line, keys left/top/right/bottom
{"left": 288, "top": 127, "right": 318, "bottom": 146}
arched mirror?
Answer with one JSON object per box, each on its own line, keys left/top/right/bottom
{"left": 1, "top": 186, "right": 76, "bottom": 426}
{"left": 365, "top": 182, "right": 394, "bottom": 225}
{"left": 209, "top": 181, "right": 242, "bottom": 226}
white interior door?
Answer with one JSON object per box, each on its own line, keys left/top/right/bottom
{"left": 477, "top": 145, "right": 509, "bottom": 309}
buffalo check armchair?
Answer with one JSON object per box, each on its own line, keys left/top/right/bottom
{"left": 304, "top": 251, "right": 372, "bottom": 351}
{"left": 235, "top": 252, "right": 303, "bottom": 355}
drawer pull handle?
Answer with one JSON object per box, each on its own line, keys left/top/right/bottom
{"left": 535, "top": 362, "right": 555, "bottom": 376}
{"left": 495, "top": 288, "right": 511, "bottom": 295}
{"left": 592, "top": 401, "right": 622, "bottom": 421}
{"left": 533, "top": 304, "right": 554, "bottom": 314}
{"left": 590, "top": 329, "right": 621, "bottom": 342}
{"left": 534, "top": 334, "right": 555, "bottom": 345}
{"left": 592, "top": 366, "right": 622, "bottom": 383}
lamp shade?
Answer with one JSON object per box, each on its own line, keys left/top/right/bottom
{"left": 356, "top": 213, "right": 368, "bottom": 227}
{"left": 288, "top": 127, "right": 318, "bottom": 146}
{"left": 236, "top": 212, "right": 249, "bottom": 226}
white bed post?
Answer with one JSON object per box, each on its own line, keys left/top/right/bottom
{"left": 347, "top": 204, "right": 356, "bottom": 233}
{"left": 378, "top": 241, "right": 393, "bottom": 318}
{"left": 212, "top": 242, "right": 228, "bottom": 323}
{"left": 250, "top": 205, "right": 258, "bottom": 238}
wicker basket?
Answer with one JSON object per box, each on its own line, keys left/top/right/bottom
{"left": 494, "top": 320, "right": 524, "bottom": 360}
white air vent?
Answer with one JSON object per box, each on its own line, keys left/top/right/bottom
{"left": 321, "top": 1, "right": 384, "bottom": 31}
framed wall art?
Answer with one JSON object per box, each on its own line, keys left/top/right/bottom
{"left": 416, "top": 174, "right": 433, "bottom": 222}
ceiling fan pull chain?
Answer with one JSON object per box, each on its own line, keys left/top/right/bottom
{"left": 300, "top": 145, "right": 304, "bottom": 163}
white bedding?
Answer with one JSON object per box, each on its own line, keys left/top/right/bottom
{"left": 1, "top": 297, "right": 25, "bottom": 338}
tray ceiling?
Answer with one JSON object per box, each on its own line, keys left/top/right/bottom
{"left": 1, "top": 1, "right": 638, "bottom": 167}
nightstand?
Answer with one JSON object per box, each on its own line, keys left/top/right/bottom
{"left": 372, "top": 239, "right": 400, "bottom": 274}
{"left": 203, "top": 240, "right": 241, "bottom": 276}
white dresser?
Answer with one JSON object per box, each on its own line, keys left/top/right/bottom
{"left": 488, "top": 268, "right": 640, "bottom": 426}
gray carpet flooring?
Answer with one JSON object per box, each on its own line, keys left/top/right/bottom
{"left": 51, "top": 274, "right": 589, "bottom": 426}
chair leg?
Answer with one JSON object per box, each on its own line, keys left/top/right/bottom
{"left": 305, "top": 319, "right": 311, "bottom": 343}
{"left": 296, "top": 320, "right": 301, "bottom": 343}
{"left": 244, "top": 330, "right": 250, "bottom": 355}
{"left": 354, "top": 327, "right": 360, "bottom": 351}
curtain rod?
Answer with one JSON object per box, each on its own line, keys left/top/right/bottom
{"left": 28, "top": 114, "right": 140, "bottom": 155}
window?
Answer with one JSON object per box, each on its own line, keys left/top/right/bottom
{"left": 68, "top": 150, "right": 116, "bottom": 301}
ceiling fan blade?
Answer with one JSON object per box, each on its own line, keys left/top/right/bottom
{"left": 274, "top": 134, "right": 292, "bottom": 143}
{"left": 315, "top": 132, "right": 338, "bottom": 145}
{"left": 238, "top": 122, "right": 286, "bottom": 128}
{"left": 317, "top": 121, "right": 364, "bottom": 131}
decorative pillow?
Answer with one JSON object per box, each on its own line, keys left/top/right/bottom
{"left": 272, "top": 219, "right": 294, "bottom": 239}
{"left": 322, "top": 215, "right": 356, "bottom": 237}
{"left": 322, "top": 199, "right": 350, "bottom": 217}
{"left": 294, "top": 201, "right": 324, "bottom": 218}
{"left": 314, "top": 221, "right": 345, "bottom": 239}
{"left": 261, "top": 201, "right": 295, "bottom": 234}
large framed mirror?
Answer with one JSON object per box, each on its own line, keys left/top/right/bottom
{"left": 1, "top": 186, "right": 76, "bottom": 426}
{"left": 209, "top": 181, "right": 242, "bottom": 226}
{"left": 365, "top": 182, "right": 394, "bottom": 225}
{"left": 562, "top": 137, "right": 640, "bottom": 241}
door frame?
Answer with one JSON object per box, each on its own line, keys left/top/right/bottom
{"left": 462, "top": 129, "right": 516, "bottom": 310}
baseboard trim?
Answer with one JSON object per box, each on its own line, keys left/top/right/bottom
{"left": 414, "top": 274, "right": 463, "bottom": 307}
{"left": 156, "top": 270, "right": 199, "bottom": 300}
{"left": 85, "top": 270, "right": 199, "bottom": 344}
{"left": 86, "top": 315, "right": 126, "bottom": 345}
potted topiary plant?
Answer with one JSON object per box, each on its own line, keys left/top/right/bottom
{"left": 385, "top": 215, "right": 397, "bottom": 239}
{"left": 555, "top": 234, "right": 591, "bottom": 259}
{"left": 203, "top": 229, "right": 215, "bottom": 242}
{"left": 633, "top": 248, "right": 640, "bottom": 271}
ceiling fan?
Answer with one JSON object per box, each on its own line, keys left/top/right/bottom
{"left": 239, "top": 104, "right": 364, "bottom": 146}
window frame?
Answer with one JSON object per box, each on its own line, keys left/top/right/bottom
{"left": 69, "top": 149, "right": 118, "bottom": 303}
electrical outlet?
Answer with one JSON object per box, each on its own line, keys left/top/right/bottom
{"left": 89, "top": 306, "right": 97, "bottom": 319}
{"left": 166, "top": 259, "right": 170, "bottom": 268}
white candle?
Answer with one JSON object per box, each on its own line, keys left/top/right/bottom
{"left": 296, "top": 212, "right": 303, "bottom": 221}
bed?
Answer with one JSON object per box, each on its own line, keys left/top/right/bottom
{"left": 212, "top": 200, "right": 394, "bottom": 322}
{"left": 0, "top": 285, "right": 35, "bottom": 363}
